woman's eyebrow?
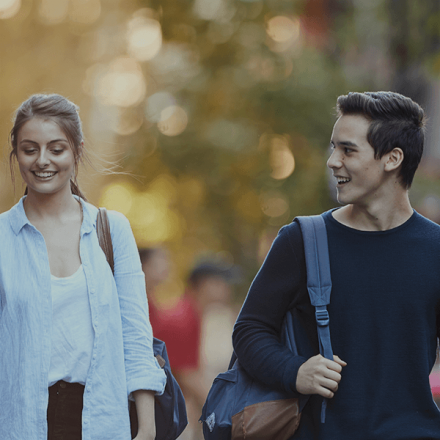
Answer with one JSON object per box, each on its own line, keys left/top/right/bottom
{"left": 19, "top": 138, "right": 68, "bottom": 145}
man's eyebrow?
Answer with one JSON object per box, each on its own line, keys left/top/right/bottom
{"left": 331, "top": 140, "right": 358, "bottom": 147}
{"left": 19, "top": 139, "right": 68, "bottom": 145}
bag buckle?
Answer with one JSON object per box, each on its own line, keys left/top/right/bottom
{"left": 315, "top": 309, "right": 329, "bottom": 326}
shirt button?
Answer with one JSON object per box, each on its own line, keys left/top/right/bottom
{"left": 59, "top": 382, "right": 67, "bottom": 389}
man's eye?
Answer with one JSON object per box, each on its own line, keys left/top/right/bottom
{"left": 344, "top": 148, "right": 353, "bottom": 154}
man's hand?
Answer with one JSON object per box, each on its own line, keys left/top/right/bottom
{"left": 296, "top": 354, "right": 347, "bottom": 398}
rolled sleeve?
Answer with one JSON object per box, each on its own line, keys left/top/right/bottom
{"left": 109, "top": 211, "right": 167, "bottom": 396}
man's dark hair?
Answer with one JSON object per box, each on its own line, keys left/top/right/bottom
{"left": 336, "top": 91, "right": 426, "bottom": 188}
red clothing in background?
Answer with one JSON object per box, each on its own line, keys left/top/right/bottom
{"left": 149, "top": 295, "right": 201, "bottom": 372}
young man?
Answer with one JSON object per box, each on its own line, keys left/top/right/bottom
{"left": 233, "top": 92, "right": 440, "bottom": 438}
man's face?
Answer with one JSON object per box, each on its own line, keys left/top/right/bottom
{"left": 327, "top": 114, "right": 389, "bottom": 207}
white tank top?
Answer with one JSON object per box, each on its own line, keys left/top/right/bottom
{"left": 48, "top": 265, "right": 94, "bottom": 387}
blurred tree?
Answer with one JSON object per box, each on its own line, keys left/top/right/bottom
{"left": 2, "top": 0, "right": 440, "bottom": 298}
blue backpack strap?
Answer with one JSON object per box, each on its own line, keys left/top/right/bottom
{"left": 296, "top": 215, "right": 333, "bottom": 423}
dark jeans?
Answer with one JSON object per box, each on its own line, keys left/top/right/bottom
{"left": 47, "top": 381, "right": 84, "bottom": 440}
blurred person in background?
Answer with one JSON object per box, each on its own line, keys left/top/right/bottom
{"left": 188, "top": 264, "right": 238, "bottom": 395}
{"left": 233, "top": 91, "right": 440, "bottom": 438}
{"left": 140, "top": 247, "right": 202, "bottom": 440}
{"left": 186, "top": 263, "right": 238, "bottom": 440}
{"left": 0, "top": 94, "right": 166, "bottom": 440}
{"left": 140, "top": 251, "right": 237, "bottom": 440}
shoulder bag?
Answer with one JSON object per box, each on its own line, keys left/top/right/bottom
{"left": 96, "top": 207, "right": 188, "bottom": 440}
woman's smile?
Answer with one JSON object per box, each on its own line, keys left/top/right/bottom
{"left": 16, "top": 118, "right": 75, "bottom": 197}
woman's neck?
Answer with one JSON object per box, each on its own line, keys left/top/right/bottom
{"left": 23, "top": 186, "right": 79, "bottom": 222}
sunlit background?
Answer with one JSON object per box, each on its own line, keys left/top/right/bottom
{"left": 2, "top": 0, "right": 440, "bottom": 296}
{"left": 4, "top": 0, "right": 440, "bottom": 434}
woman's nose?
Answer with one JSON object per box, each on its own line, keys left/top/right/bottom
{"left": 36, "top": 150, "right": 50, "bottom": 168}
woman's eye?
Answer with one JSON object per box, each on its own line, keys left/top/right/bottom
{"left": 51, "top": 148, "right": 65, "bottom": 154}
{"left": 24, "top": 149, "right": 37, "bottom": 154}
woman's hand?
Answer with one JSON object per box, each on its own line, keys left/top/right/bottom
{"left": 296, "top": 354, "right": 347, "bottom": 398}
{"left": 132, "top": 389, "right": 156, "bottom": 440}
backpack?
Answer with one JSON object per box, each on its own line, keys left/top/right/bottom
{"left": 199, "top": 215, "right": 333, "bottom": 440}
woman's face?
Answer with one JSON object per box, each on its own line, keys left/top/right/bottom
{"left": 16, "top": 118, "right": 77, "bottom": 197}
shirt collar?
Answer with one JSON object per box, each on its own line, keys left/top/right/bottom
{"left": 9, "top": 197, "right": 31, "bottom": 235}
{"left": 9, "top": 196, "right": 99, "bottom": 236}
{"left": 78, "top": 196, "right": 98, "bottom": 235}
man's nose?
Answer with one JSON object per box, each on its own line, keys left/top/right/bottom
{"left": 327, "top": 149, "right": 342, "bottom": 170}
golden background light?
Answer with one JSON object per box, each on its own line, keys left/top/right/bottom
{"left": 260, "top": 191, "right": 289, "bottom": 218}
{"left": 96, "top": 57, "right": 146, "bottom": 107}
{"left": 99, "top": 182, "right": 134, "bottom": 216}
{"left": 145, "top": 92, "right": 176, "bottom": 122}
{"left": 127, "top": 16, "right": 162, "bottom": 61}
{"left": 0, "top": 0, "right": 20, "bottom": 19}
{"left": 1, "top": 0, "right": 436, "bottom": 310}
{"left": 193, "top": 0, "right": 224, "bottom": 21}
{"left": 99, "top": 176, "right": 181, "bottom": 245}
{"left": 69, "top": 0, "right": 101, "bottom": 25}
{"left": 38, "top": 0, "right": 68, "bottom": 24}
{"left": 157, "top": 106, "right": 188, "bottom": 137}
{"left": 113, "top": 107, "right": 144, "bottom": 136}
{"left": 266, "top": 16, "right": 300, "bottom": 43}
{"left": 82, "top": 63, "right": 105, "bottom": 96}
{"left": 235, "top": 190, "right": 261, "bottom": 222}
{"left": 270, "top": 136, "right": 295, "bottom": 180}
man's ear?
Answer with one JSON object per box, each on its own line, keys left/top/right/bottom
{"left": 384, "top": 148, "right": 404, "bottom": 172}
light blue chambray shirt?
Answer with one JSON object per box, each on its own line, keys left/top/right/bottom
{"left": 0, "top": 197, "right": 166, "bottom": 440}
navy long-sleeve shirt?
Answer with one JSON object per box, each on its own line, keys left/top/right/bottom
{"left": 233, "top": 209, "right": 440, "bottom": 439}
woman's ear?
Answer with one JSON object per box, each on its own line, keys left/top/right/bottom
{"left": 384, "top": 148, "right": 404, "bottom": 172}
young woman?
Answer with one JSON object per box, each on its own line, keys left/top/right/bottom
{"left": 0, "top": 94, "right": 166, "bottom": 440}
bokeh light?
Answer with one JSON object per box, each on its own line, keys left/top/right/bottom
{"left": 99, "top": 176, "right": 182, "bottom": 245}
{"left": 266, "top": 16, "right": 300, "bottom": 43}
{"left": 157, "top": 106, "right": 188, "bottom": 137}
{"left": 69, "top": 0, "right": 101, "bottom": 25}
{"left": 96, "top": 57, "right": 146, "bottom": 107}
{"left": 270, "top": 136, "right": 295, "bottom": 180}
{"left": 3, "top": 0, "right": 439, "bottom": 314}
{"left": 235, "top": 190, "right": 261, "bottom": 222}
{"left": 38, "top": 0, "right": 68, "bottom": 24}
{"left": 113, "top": 107, "right": 144, "bottom": 136}
{"left": 205, "top": 119, "right": 259, "bottom": 150}
{"left": 82, "top": 63, "right": 106, "bottom": 96}
{"left": 145, "top": 92, "right": 176, "bottom": 123}
{"left": 100, "top": 181, "right": 134, "bottom": 216}
{"left": 127, "top": 15, "right": 162, "bottom": 61}
{"left": 266, "top": 15, "right": 301, "bottom": 53}
{"left": 193, "top": 0, "right": 224, "bottom": 21}
{"left": 260, "top": 191, "right": 289, "bottom": 218}
{"left": 0, "top": 0, "right": 20, "bottom": 19}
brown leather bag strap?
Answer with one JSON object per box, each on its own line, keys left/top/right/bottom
{"left": 96, "top": 207, "right": 115, "bottom": 275}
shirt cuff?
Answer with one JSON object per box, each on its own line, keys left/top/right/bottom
{"left": 283, "top": 355, "right": 308, "bottom": 396}
{"left": 127, "top": 367, "right": 167, "bottom": 401}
